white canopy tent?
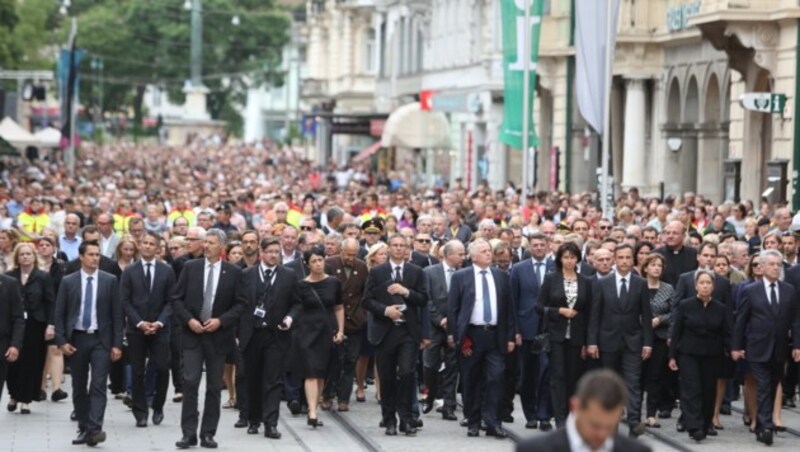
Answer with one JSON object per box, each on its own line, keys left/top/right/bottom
{"left": 0, "top": 117, "right": 38, "bottom": 148}
{"left": 34, "top": 127, "right": 62, "bottom": 148}
{"left": 380, "top": 102, "right": 452, "bottom": 149}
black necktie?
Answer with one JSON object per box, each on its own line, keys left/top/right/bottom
{"left": 263, "top": 268, "right": 273, "bottom": 291}
{"left": 394, "top": 266, "right": 402, "bottom": 283}
{"left": 770, "top": 283, "right": 779, "bottom": 315}
{"left": 144, "top": 263, "right": 152, "bottom": 292}
{"left": 620, "top": 277, "right": 628, "bottom": 302}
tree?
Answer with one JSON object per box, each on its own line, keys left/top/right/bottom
{"left": 75, "top": 0, "right": 291, "bottom": 133}
{"left": 0, "top": 0, "right": 21, "bottom": 69}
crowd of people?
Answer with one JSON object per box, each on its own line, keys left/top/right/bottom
{"left": 1, "top": 140, "right": 800, "bottom": 450}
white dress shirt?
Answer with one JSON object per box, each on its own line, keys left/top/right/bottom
{"left": 470, "top": 266, "right": 497, "bottom": 326}
{"left": 615, "top": 271, "right": 632, "bottom": 298}
{"left": 76, "top": 270, "right": 99, "bottom": 331}
{"left": 566, "top": 413, "right": 614, "bottom": 452}
{"left": 281, "top": 249, "right": 297, "bottom": 264}
{"left": 763, "top": 277, "right": 780, "bottom": 305}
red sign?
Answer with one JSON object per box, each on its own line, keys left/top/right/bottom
{"left": 420, "top": 90, "right": 434, "bottom": 111}
{"left": 369, "top": 119, "right": 385, "bottom": 137}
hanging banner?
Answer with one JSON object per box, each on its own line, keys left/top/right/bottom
{"left": 499, "top": 0, "right": 543, "bottom": 149}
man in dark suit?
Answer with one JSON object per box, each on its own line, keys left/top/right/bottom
{"left": 516, "top": 369, "right": 652, "bottom": 452}
{"left": 422, "top": 240, "right": 465, "bottom": 420}
{"left": 587, "top": 244, "right": 653, "bottom": 438}
{"left": 54, "top": 241, "right": 123, "bottom": 447}
{"left": 363, "top": 233, "right": 428, "bottom": 436}
{"left": 238, "top": 236, "right": 300, "bottom": 439}
{"left": 324, "top": 238, "right": 369, "bottom": 411}
{"left": 0, "top": 273, "right": 24, "bottom": 402}
{"left": 64, "top": 226, "right": 122, "bottom": 278}
{"left": 173, "top": 229, "right": 246, "bottom": 449}
{"left": 671, "top": 242, "right": 732, "bottom": 314}
{"left": 510, "top": 233, "right": 554, "bottom": 430}
{"left": 120, "top": 231, "right": 177, "bottom": 427}
{"left": 448, "top": 238, "right": 516, "bottom": 439}
{"left": 732, "top": 249, "right": 800, "bottom": 446}
{"left": 411, "top": 231, "right": 440, "bottom": 268}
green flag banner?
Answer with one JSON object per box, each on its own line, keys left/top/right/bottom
{"left": 499, "top": 0, "right": 543, "bottom": 149}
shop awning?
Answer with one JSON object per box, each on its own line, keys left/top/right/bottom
{"left": 0, "top": 117, "right": 38, "bottom": 148}
{"left": 34, "top": 127, "right": 62, "bottom": 148}
{"left": 380, "top": 102, "right": 452, "bottom": 149}
{"left": 353, "top": 140, "right": 382, "bottom": 163}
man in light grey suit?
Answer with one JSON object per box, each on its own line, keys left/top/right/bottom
{"left": 422, "top": 240, "right": 465, "bottom": 420}
{"left": 55, "top": 241, "right": 123, "bottom": 447}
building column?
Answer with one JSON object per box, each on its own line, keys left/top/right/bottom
{"left": 697, "top": 125, "right": 724, "bottom": 203}
{"left": 621, "top": 79, "right": 647, "bottom": 190}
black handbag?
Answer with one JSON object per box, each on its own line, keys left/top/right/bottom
{"left": 529, "top": 313, "right": 550, "bottom": 354}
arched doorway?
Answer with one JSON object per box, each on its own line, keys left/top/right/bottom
{"left": 697, "top": 73, "right": 723, "bottom": 201}
{"left": 664, "top": 77, "right": 683, "bottom": 196}
{"left": 680, "top": 76, "right": 700, "bottom": 194}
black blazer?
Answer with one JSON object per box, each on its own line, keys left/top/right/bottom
{"left": 411, "top": 251, "right": 439, "bottom": 269}
{"left": 588, "top": 273, "right": 654, "bottom": 353}
{"left": 447, "top": 265, "right": 515, "bottom": 352}
{"left": 516, "top": 428, "right": 651, "bottom": 452}
{"left": 6, "top": 268, "right": 55, "bottom": 325}
{"left": 578, "top": 262, "right": 597, "bottom": 277}
{"left": 669, "top": 296, "right": 732, "bottom": 358}
{"left": 363, "top": 261, "right": 428, "bottom": 345}
{"left": 54, "top": 270, "right": 123, "bottom": 350}
{"left": 65, "top": 255, "right": 122, "bottom": 279}
{"left": 733, "top": 280, "right": 800, "bottom": 363}
{"left": 672, "top": 271, "right": 733, "bottom": 314}
{"left": 0, "top": 274, "right": 25, "bottom": 357}
{"left": 173, "top": 259, "right": 246, "bottom": 354}
{"left": 237, "top": 265, "right": 300, "bottom": 351}
{"left": 120, "top": 260, "right": 176, "bottom": 334}
{"left": 284, "top": 258, "right": 308, "bottom": 280}
{"left": 537, "top": 271, "right": 592, "bottom": 346}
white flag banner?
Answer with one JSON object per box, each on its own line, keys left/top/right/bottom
{"left": 575, "top": 0, "right": 621, "bottom": 133}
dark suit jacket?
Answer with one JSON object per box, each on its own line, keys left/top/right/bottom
{"left": 0, "top": 274, "right": 25, "bottom": 357}
{"left": 171, "top": 252, "right": 203, "bottom": 279}
{"left": 54, "top": 270, "right": 123, "bottom": 350}
{"left": 363, "top": 261, "right": 428, "bottom": 345}
{"left": 538, "top": 271, "right": 592, "bottom": 345}
{"left": 284, "top": 258, "right": 308, "bottom": 280}
{"left": 511, "top": 248, "right": 532, "bottom": 264}
{"left": 448, "top": 265, "right": 515, "bottom": 352}
{"left": 411, "top": 251, "right": 439, "bottom": 269}
{"left": 237, "top": 265, "right": 300, "bottom": 351}
{"left": 65, "top": 255, "right": 122, "bottom": 279}
{"left": 510, "top": 257, "right": 554, "bottom": 340}
{"left": 326, "top": 256, "right": 368, "bottom": 333}
{"left": 515, "top": 427, "right": 651, "bottom": 452}
{"left": 6, "top": 268, "right": 55, "bottom": 325}
{"left": 173, "top": 259, "right": 246, "bottom": 354}
{"left": 784, "top": 263, "right": 800, "bottom": 293}
{"left": 578, "top": 262, "right": 596, "bottom": 277}
{"left": 424, "top": 263, "right": 451, "bottom": 329}
{"left": 120, "top": 260, "right": 176, "bottom": 334}
{"left": 669, "top": 296, "right": 732, "bottom": 358}
{"left": 588, "top": 273, "right": 654, "bottom": 353}
{"left": 733, "top": 280, "right": 800, "bottom": 363}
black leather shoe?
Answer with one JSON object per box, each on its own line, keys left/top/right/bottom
{"left": 86, "top": 430, "right": 106, "bottom": 447}
{"left": 501, "top": 414, "right": 514, "bottom": 423}
{"left": 486, "top": 427, "right": 508, "bottom": 439}
{"left": 422, "top": 398, "right": 434, "bottom": 414}
{"left": 264, "top": 426, "right": 282, "bottom": 439}
{"left": 690, "top": 430, "right": 706, "bottom": 442}
{"left": 658, "top": 410, "right": 672, "bottom": 419}
{"left": 247, "top": 425, "right": 259, "bottom": 435}
{"left": 72, "top": 430, "right": 87, "bottom": 445}
{"left": 234, "top": 418, "right": 248, "bottom": 428}
{"left": 706, "top": 427, "right": 718, "bottom": 436}
{"left": 539, "top": 421, "right": 553, "bottom": 432}
{"left": 467, "top": 426, "right": 480, "bottom": 437}
{"left": 442, "top": 411, "right": 458, "bottom": 421}
{"left": 385, "top": 425, "right": 398, "bottom": 436}
{"left": 152, "top": 410, "right": 164, "bottom": 426}
{"left": 413, "top": 418, "right": 423, "bottom": 429}
{"left": 720, "top": 405, "right": 732, "bottom": 415}
{"left": 459, "top": 419, "right": 469, "bottom": 427}
{"left": 52, "top": 388, "right": 68, "bottom": 402}
{"left": 200, "top": 435, "right": 218, "bottom": 448}
{"left": 400, "top": 423, "right": 417, "bottom": 436}
{"left": 136, "top": 418, "right": 147, "bottom": 428}
{"left": 288, "top": 400, "right": 301, "bottom": 416}
{"left": 525, "top": 420, "right": 538, "bottom": 429}
{"left": 757, "top": 429, "right": 774, "bottom": 446}
{"left": 175, "top": 436, "right": 198, "bottom": 449}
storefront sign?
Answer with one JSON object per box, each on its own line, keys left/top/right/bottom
{"left": 666, "top": 1, "right": 701, "bottom": 32}
{"left": 739, "top": 92, "right": 787, "bottom": 115}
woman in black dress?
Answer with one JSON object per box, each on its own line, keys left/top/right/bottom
{"left": 6, "top": 242, "right": 55, "bottom": 414}
{"left": 669, "top": 269, "right": 732, "bottom": 442}
{"left": 294, "top": 247, "right": 345, "bottom": 428}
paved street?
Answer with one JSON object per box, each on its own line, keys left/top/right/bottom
{"left": 5, "top": 376, "right": 800, "bottom": 451}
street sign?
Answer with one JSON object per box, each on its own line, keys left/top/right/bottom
{"left": 739, "top": 92, "right": 787, "bottom": 115}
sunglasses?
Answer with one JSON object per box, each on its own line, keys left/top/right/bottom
{"left": 598, "top": 225, "right": 612, "bottom": 230}
{"left": 300, "top": 226, "right": 315, "bottom": 231}
{"left": 416, "top": 239, "right": 432, "bottom": 244}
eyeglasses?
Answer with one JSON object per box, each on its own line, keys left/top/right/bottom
{"left": 416, "top": 239, "right": 432, "bottom": 244}
{"left": 300, "top": 226, "right": 315, "bottom": 231}
{"left": 598, "top": 225, "right": 612, "bottom": 230}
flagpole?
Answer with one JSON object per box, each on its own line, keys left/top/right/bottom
{"left": 67, "top": 17, "right": 78, "bottom": 178}
{"left": 521, "top": 0, "right": 532, "bottom": 199}
{"left": 600, "top": 0, "right": 614, "bottom": 219}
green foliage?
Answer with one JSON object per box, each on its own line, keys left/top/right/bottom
{"left": 0, "top": 0, "right": 21, "bottom": 68}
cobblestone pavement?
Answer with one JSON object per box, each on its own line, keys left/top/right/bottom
{"left": 5, "top": 375, "right": 800, "bottom": 451}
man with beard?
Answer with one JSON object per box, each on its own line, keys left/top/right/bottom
{"left": 238, "top": 230, "right": 260, "bottom": 269}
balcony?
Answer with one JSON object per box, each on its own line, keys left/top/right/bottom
{"left": 300, "top": 78, "right": 328, "bottom": 100}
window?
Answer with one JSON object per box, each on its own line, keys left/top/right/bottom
{"left": 363, "top": 28, "right": 376, "bottom": 74}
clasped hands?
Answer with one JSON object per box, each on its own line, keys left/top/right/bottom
{"left": 188, "top": 318, "right": 221, "bottom": 334}
{"left": 138, "top": 321, "right": 163, "bottom": 335}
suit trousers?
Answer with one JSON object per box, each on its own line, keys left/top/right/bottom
{"left": 128, "top": 331, "right": 170, "bottom": 420}
{"left": 376, "top": 325, "right": 417, "bottom": 427}
{"left": 235, "top": 348, "right": 248, "bottom": 421}
{"left": 750, "top": 357, "right": 785, "bottom": 432}
{"left": 548, "top": 339, "right": 583, "bottom": 427}
{"left": 460, "top": 327, "right": 505, "bottom": 430}
{"left": 678, "top": 353, "right": 718, "bottom": 432}
{"left": 499, "top": 347, "right": 519, "bottom": 418}
{"left": 324, "top": 330, "right": 362, "bottom": 403}
{"left": 243, "top": 329, "right": 286, "bottom": 427}
{"left": 169, "top": 319, "right": 183, "bottom": 393}
{"left": 181, "top": 335, "right": 226, "bottom": 438}
{"left": 643, "top": 338, "right": 671, "bottom": 417}
{"left": 0, "top": 358, "right": 7, "bottom": 402}
{"left": 601, "top": 350, "right": 643, "bottom": 425}
{"left": 71, "top": 332, "right": 111, "bottom": 433}
{"left": 422, "top": 326, "right": 458, "bottom": 411}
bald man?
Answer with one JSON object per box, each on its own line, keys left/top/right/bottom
{"left": 653, "top": 221, "right": 698, "bottom": 287}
